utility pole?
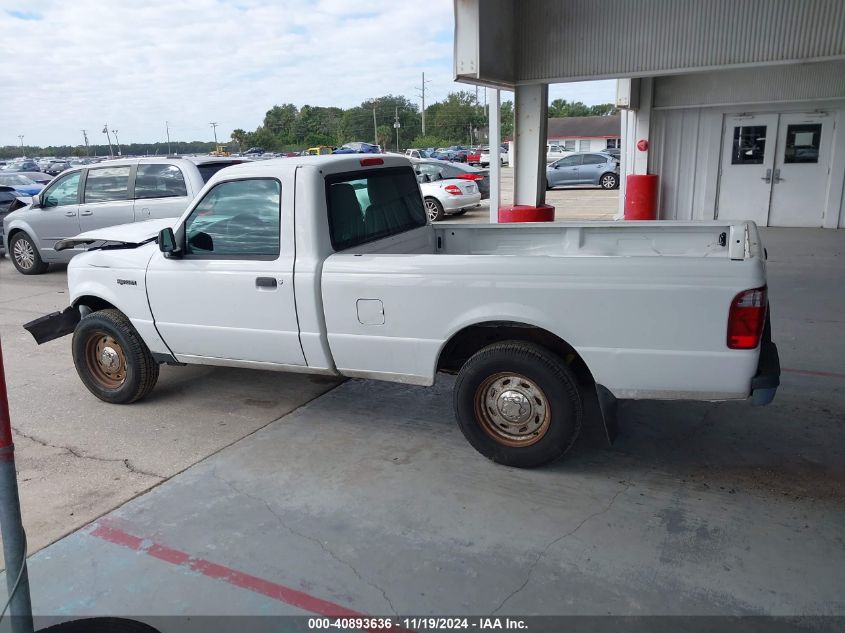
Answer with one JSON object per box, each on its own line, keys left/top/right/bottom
{"left": 102, "top": 125, "right": 114, "bottom": 157}
{"left": 209, "top": 121, "right": 219, "bottom": 145}
{"left": 17, "top": 135, "right": 24, "bottom": 157}
{"left": 394, "top": 107, "right": 401, "bottom": 152}
{"left": 111, "top": 129, "right": 121, "bottom": 156}
{"left": 416, "top": 71, "right": 432, "bottom": 137}
{"left": 166, "top": 121, "right": 172, "bottom": 155}
{"left": 372, "top": 105, "right": 378, "bottom": 147}
{"left": 81, "top": 130, "right": 89, "bottom": 156}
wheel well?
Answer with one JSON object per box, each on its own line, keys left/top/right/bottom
{"left": 6, "top": 228, "right": 24, "bottom": 243}
{"left": 73, "top": 295, "right": 118, "bottom": 314}
{"left": 437, "top": 321, "right": 595, "bottom": 388}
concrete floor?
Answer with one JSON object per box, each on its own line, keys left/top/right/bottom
{"left": 446, "top": 166, "right": 620, "bottom": 223}
{"left": 0, "top": 257, "right": 339, "bottom": 558}
{"left": 0, "top": 228, "right": 843, "bottom": 624}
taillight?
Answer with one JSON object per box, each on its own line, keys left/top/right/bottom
{"left": 727, "top": 287, "right": 767, "bottom": 349}
{"left": 360, "top": 157, "right": 383, "bottom": 166}
{"left": 444, "top": 184, "right": 462, "bottom": 195}
{"left": 456, "top": 173, "right": 484, "bottom": 181}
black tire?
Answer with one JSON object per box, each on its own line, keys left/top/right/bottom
{"left": 454, "top": 341, "right": 583, "bottom": 468}
{"left": 9, "top": 231, "right": 49, "bottom": 275}
{"left": 72, "top": 309, "right": 160, "bottom": 404}
{"left": 545, "top": 179, "right": 552, "bottom": 190}
{"left": 600, "top": 172, "right": 619, "bottom": 190}
{"left": 425, "top": 197, "right": 445, "bottom": 222}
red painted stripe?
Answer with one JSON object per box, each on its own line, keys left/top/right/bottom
{"left": 783, "top": 367, "right": 845, "bottom": 379}
{"left": 89, "top": 522, "right": 409, "bottom": 631}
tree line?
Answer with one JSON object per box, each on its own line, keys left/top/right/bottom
{"left": 1, "top": 95, "right": 616, "bottom": 159}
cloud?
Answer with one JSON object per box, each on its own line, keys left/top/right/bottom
{"left": 0, "top": 0, "right": 616, "bottom": 147}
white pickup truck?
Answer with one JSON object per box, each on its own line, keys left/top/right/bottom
{"left": 24, "top": 155, "right": 779, "bottom": 468}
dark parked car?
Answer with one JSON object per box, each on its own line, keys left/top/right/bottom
{"left": 546, "top": 152, "right": 620, "bottom": 190}
{"left": 413, "top": 159, "right": 490, "bottom": 199}
{"left": 45, "top": 161, "right": 71, "bottom": 176}
{"left": 17, "top": 171, "right": 53, "bottom": 185}
{"left": 2, "top": 160, "right": 40, "bottom": 173}
{"left": 0, "top": 186, "right": 29, "bottom": 257}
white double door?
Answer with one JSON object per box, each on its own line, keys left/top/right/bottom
{"left": 717, "top": 112, "right": 833, "bottom": 227}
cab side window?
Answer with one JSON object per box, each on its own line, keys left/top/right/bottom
{"left": 42, "top": 171, "right": 82, "bottom": 208}
{"left": 184, "top": 178, "right": 281, "bottom": 259}
{"left": 84, "top": 166, "right": 131, "bottom": 203}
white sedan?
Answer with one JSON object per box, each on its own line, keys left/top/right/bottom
{"left": 418, "top": 176, "right": 482, "bottom": 221}
{"left": 480, "top": 148, "right": 508, "bottom": 166}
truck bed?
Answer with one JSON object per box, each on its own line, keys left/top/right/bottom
{"left": 434, "top": 221, "right": 761, "bottom": 260}
{"left": 322, "top": 220, "right": 767, "bottom": 399}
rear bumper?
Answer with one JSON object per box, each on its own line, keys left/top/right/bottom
{"left": 442, "top": 193, "right": 482, "bottom": 212}
{"left": 750, "top": 314, "right": 780, "bottom": 406}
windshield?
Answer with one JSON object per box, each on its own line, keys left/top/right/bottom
{"left": 325, "top": 166, "right": 426, "bottom": 251}
{"left": 0, "top": 174, "right": 33, "bottom": 186}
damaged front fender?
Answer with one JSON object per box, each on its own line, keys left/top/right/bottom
{"left": 23, "top": 306, "right": 81, "bottom": 344}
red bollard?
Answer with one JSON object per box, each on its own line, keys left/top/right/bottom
{"left": 498, "top": 204, "right": 555, "bottom": 223}
{"left": 624, "top": 174, "right": 659, "bottom": 220}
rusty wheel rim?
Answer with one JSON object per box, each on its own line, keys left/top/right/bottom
{"left": 84, "top": 332, "right": 127, "bottom": 389}
{"left": 473, "top": 372, "right": 551, "bottom": 447}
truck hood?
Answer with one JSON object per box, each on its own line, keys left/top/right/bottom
{"left": 55, "top": 218, "right": 175, "bottom": 251}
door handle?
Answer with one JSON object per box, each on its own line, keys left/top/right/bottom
{"left": 761, "top": 168, "right": 772, "bottom": 183}
{"left": 255, "top": 277, "right": 278, "bottom": 289}
{"left": 80, "top": 210, "right": 93, "bottom": 216}
{"left": 772, "top": 168, "right": 784, "bottom": 183}
{"left": 65, "top": 211, "right": 77, "bottom": 217}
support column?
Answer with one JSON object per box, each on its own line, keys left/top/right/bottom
{"left": 512, "top": 83, "right": 549, "bottom": 208}
{"left": 488, "top": 89, "right": 500, "bottom": 223}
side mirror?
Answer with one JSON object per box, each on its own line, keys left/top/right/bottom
{"left": 158, "top": 227, "right": 181, "bottom": 257}
{"left": 30, "top": 193, "right": 40, "bottom": 208}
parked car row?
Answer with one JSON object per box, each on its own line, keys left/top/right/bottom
{"left": 2, "top": 156, "right": 246, "bottom": 274}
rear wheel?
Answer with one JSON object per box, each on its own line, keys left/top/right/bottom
{"left": 9, "top": 232, "right": 48, "bottom": 275}
{"left": 454, "top": 341, "right": 583, "bottom": 468}
{"left": 600, "top": 173, "right": 619, "bottom": 190}
{"left": 425, "top": 197, "right": 445, "bottom": 222}
{"left": 72, "top": 309, "right": 159, "bottom": 404}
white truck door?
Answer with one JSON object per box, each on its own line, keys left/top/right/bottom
{"left": 145, "top": 177, "right": 305, "bottom": 366}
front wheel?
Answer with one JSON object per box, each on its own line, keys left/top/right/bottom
{"left": 454, "top": 341, "right": 583, "bottom": 468}
{"left": 72, "top": 309, "right": 160, "bottom": 404}
{"left": 9, "top": 232, "right": 49, "bottom": 275}
{"left": 425, "top": 197, "right": 445, "bottom": 222}
{"left": 600, "top": 173, "right": 619, "bottom": 190}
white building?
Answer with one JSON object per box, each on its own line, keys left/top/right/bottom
{"left": 547, "top": 115, "right": 621, "bottom": 154}
{"left": 454, "top": 0, "right": 845, "bottom": 228}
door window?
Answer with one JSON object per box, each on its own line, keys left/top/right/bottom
{"left": 184, "top": 178, "right": 280, "bottom": 259}
{"left": 134, "top": 164, "right": 188, "bottom": 199}
{"left": 730, "top": 126, "right": 767, "bottom": 165}
{"left": 41, "top": 171, "right": 81, "bottom": 207}
{"left": 84, "top": 166, "right": 131, "bottom": 203}
{"left": 783, "top": 124, "right": 822, "bottom": 164}
{"left": 554, "top": 155, "right": 582, "bottom": 168}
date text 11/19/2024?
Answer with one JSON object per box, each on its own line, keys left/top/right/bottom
{"left": 307, "top": 617, "right": 528, "bottom": 630}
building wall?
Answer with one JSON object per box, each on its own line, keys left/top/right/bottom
{"left": 547, "top": 137, "right": 618, "bottom": 153}
{"left": 644, "top": 63, "right": 845, "bottom": 228}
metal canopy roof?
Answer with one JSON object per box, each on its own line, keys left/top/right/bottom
{"left": 454, "top": 0, "right": 845, "bottom": 88}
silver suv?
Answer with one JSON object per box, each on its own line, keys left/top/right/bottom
{"left": 2, "top": 156, "right": 246, "bottom": 274}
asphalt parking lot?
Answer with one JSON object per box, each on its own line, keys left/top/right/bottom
{"left": 0, "top": 227, "right": 843, "bottom": 621}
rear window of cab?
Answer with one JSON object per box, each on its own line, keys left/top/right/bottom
{"left": 325, "top": 166, "right": 426, "bottom": 251}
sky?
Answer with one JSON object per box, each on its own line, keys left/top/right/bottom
{"left": 0, "top": 0, "right": 616, "bottom": 147}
